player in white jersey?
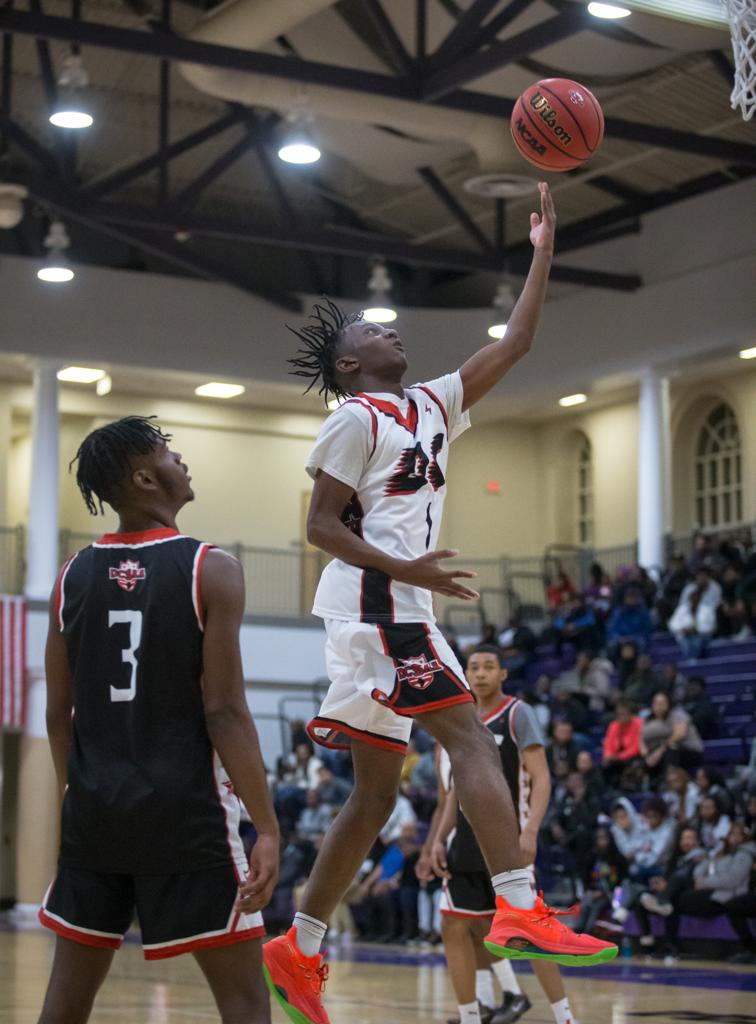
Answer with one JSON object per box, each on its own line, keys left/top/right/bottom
{"left": 263, "top": 183, "right": 616, "bottom": 1024}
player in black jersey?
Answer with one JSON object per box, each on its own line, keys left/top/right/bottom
{"left": 37, "top": 416, "right": 279, "bottom": 1024}
{"left": 425, "top": 647, "right": 580, "bottom": 1024}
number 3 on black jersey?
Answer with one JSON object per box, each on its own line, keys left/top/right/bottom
{"left": 109, "top": 610, "right": 142, "bottom": 703}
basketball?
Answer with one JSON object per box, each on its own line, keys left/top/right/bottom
{"left": 511, "top": 78, "right": 604, "bottom": 172}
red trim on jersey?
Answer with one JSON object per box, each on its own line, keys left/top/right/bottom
{"left": 342, "top": 398, "right": 378, "bottom": 457}
{"left": 307, "top": 716, "right": 408, "bottom": 755}
{"left": 20, "top": 602, "right": 27, "bottom": 726}
{"left": 358, "top": 394, "right": 418, "bottom": 435}
{"left": 395, "top": 692, "right": 474, "bottom": 717}
{"left": 193, "top": 543, "right": 214, "bottom": 630}
{"left": 97, "top": 527, "right": 180, "bottom": 545}
{"left": 508, "top": 699, "right": 522, "bottom": 744}
{"left": 415, "top": 385, "right": 448, "bottom": 428}
{"left": 55, "top": 554, "right": 77, "bottom": 633}
{"left": 482, "top": 697, "right": 514, "bottom": 726}
{"left": 38, "top": 908, "right": 122, "bottom": 949}
{"left": 144, "top": 925, "right": 266, "bottom": 960}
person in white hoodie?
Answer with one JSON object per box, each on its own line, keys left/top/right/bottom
{"left": 611, "top": 797, "right": 676, "bottom": 924}
{"left": 668, "top": 567, "right": 722, "bottom": 661}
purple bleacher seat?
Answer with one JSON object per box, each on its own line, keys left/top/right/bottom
{"left": 703, "top": 737, "right": 748, "bottom": 763}
{"left": 625, "top": 911, "right": 742, "bottom": 942}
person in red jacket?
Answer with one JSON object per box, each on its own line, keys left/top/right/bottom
{"left": 602, "top": 699, "right": 642, "bottom": 788}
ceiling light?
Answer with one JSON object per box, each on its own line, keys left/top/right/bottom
{"left": 559, "top": 393, "right": 588, "bottom": 407}
{"left": 587, "top": 2, "right": 631, "bottom": 17}
{"left": 0, "top": 184, "right": 28, "bottom": 229}
{"left": 488, "top": 324, "right": 508, "bottom": 339}
{"left": 38, "top": 220, "right": 75, "bottom": 283}
{"left": 49, "top": 55, "right": 94, "bottom": 129}
{"left": 739, "top": 346, "right": 756, "bottom": 360}
{"left": 488, "top": 281, "right": 515, "bottom": 341}
{"left": 195, "top": 382, "right": 246, "bottom": 399}
{"left": 57, "top": 366, "right": 106, "bottom": 383}
{"left": 96, "top": 374, "right": 112, "bottom": 396}
{"left": 364, "top": 260, "right": 397, "bottom": 323}
{"left": 278, "top": 140, "right": 321, "bottom": 165}
{"left": 363, "top": 306, "right": 397, "bottom": 324}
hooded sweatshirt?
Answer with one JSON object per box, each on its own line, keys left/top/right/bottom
{"left": 634, "top": 817, "right": 676, "bottom": 868}
{"left": 693, "top": 841, "right": 756, "bottom": 903}
{"left": 610, "top": 798, "right": 645, "bottom": 859}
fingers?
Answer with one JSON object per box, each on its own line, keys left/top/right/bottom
{"left": 530, "top": 212, "right": 540, "bottom": 229}
{"left": 436, "top": 584, "right": 480, "bottom": 601}
{"left": 449, "top": 569, "right": 478, "bottom": 579}
{"left": 433, "top": 549, "right": 460, "bottom": 560}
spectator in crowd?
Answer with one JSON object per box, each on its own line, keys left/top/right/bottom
{"left": 551, "top": 594, "right": 600, "bottom": 654}
{"left": 553, "top": 649, "right": 614, "bottom": 712}
{"left": 662, "top": 766, "right": 701, "bottom": 823}
{"left": 738, "top": 551, "right": 756, "bottom": 637}
{"left": 635, "top": 824, "right": 706, "bottom": 946}
{"left": 355, "top": 822, "right": 419, "bottom": 942}
{"left": 616, "top": 642, "right": 639, "bottom": 689}
{"left": 657, "top": 822, "right": 755, "bottom": 960}
{"left": 610, "top": 797, "right": 644, "bottom": 863}
{"left": 576, "top": 749, "right": 605, "bottom": 801}
{"left": 681, "top": 676, "right": 720, "bottom": 739}
{"left": 602, "top": 699, "right": 643, "bottom": 790}
{"left": 607, "top": 588, "right": 653, "bottom": 659}
{"left": 640, "top": 691, "right": 705, "bottom": 780}
{"left": 695, "top": 795, "right": 732, "bottom": 854}
{"left": 497, "top": 614, "right": 537, "bottom": 680}
{"left": 669, "top": 567, "right": 723, "bottom": 660}
{"left": 528, "top": 674, "right": 554, "bottom": 732}
{"left": 612, "top": 797, "right": 675, "bottom": 924}
{"left": 547, "top": 719, "right": 581, "bottom": 776}
{"left": 718, "top": 565, "right": 747, "bottom": 638}
{"left": 400, "top": 738, "right": 420, "bottom": 787}
{"left": 379, "top": 792, "right": 418, "bottom": 846}
{"left": 687, "top": 531, "right": 715, "bottom": 574}
{"left": 695, "top": 766, "right": 735, "bottom": 816}
{"left": 478, "top": 623, "right": 501, "bottom": 648}
{"left": 296, "top": 789, "right": 334, "bottom": 843}
{"left": 274, "top": 740, "right": 324, "bottom": 828}
{"left": 574, "top": 826, "right": 628, "bottom": 935}
{"left": 547, "top": 770, "right": 602, "bottom": 881}
{"left": 583, "top": 562, "right": 613, "bottom": 626}
{"left": 656, "top": 555, "right": 689, "bottom": 631}
{"left": 547, "top": 567, "right": 576, "bottom": 611}
{"left": 315, "top": 765, "right": 352, "bottom": 808}
{"left": 551, "top": 688, "right": 591, "bottom": 740}
{"left": 622, "top": 652, "right": 661, "bottom": 712}
{"left": 659, "top": 661, "right": 689, "bottom": 704}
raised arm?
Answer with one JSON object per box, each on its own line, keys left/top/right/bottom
{"left": 459, "top": 182, "right": 555, "bottom": 411}
{"left": 308, "top": 468, "right": 479, "bottom": 600}
{"left": 201, "top": 548, "right": 280, "bottom": 912}
{"left": 44, "top": 588, "right": 74, "bottom": 806}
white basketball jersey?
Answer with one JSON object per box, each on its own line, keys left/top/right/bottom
{"left": 306, "top": 372, "right": 470, "bottom": 624}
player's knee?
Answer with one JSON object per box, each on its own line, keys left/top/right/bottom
{"left": 441, "top": 914, "right": 470, "bottom": 942}
{"left": 351, "top": 777, "right": 399, "bottom": 826}
{"left": 447, "top": 715, "right": 498, "bottom": 762}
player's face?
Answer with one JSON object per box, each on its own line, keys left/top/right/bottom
{"left": 151, "top": 442, "right": 194, "bottom": 506}
{"left": 466, "top": 653, "right": 505, "bottom": 701}
{"left": 338, "top": 321, "right": 408, "bottom": 380}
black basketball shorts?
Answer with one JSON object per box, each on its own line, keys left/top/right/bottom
{"left": 440, "top": 870, "right": 497, "bottom": 919}
{"left": 39, "top": 860, "right": 265, "bottom": 960}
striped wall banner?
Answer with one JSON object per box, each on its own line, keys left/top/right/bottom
{"left": 0, "top": 595, "right": 27, "bottom": 730}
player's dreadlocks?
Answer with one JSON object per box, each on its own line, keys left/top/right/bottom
{"left": 287, "top": 296, "right": 363, "bottom": 404}
{"left": 70, "top": 415, "right": 172, "bottom": 516}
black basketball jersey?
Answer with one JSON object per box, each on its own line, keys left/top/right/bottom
{"left": 445, "top": 698, "right": 525, "bottom": 874}
{"left": 55, "top": 527, "right": 243, "bottom": 875}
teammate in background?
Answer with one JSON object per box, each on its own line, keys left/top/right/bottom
{"left": 427, "top": 647, "right": 580, "bottom": 1024}
{"left": 37, "top": 417, "right": 279, "bottom": 1024}
{"left": 264, "top": 184, "right": 615, "bottom": 1024}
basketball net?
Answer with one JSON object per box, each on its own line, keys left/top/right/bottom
{"left": 722, "top": 0, "right": 756, "bottom": 120}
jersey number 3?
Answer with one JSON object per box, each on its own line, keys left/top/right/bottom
{"left": 109, "top": 610, "right": 142, "bottom": 703}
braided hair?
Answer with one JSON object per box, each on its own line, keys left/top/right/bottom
{"left": 70, "top": 415, "right": 171, "bottom": 515}
{"left": 287, "top": 296, "right": 363, "bottom": 403}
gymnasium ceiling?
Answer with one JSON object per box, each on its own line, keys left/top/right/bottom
{"left": 0, "top": 0, "right": 754, "bottom": 312}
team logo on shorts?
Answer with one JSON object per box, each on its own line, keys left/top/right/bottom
{"left": 396, "top": 654, "right": 444, "bottom": 690}
{"left": 108, "top": 560, "right": 146, "bottom": 592}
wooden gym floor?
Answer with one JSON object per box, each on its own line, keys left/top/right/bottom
{"left": 1, "top": 926, "right": 755, "bottom": 1023}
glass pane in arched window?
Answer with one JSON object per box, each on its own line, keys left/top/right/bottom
{"left": 693, "top": 403, "right": 742, "bottom": 528}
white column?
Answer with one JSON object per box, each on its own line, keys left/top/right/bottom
{"left": 637, "top": 368, "right": 669, "bottom": 575}
{"left": 25, "top": 360, "right": 60, "bottom": 601}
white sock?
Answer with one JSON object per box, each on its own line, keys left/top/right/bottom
{"left": 492, "top": 958, "right": 522, "bottom": 996}
{"left": 458, "top": 1001, "right": 481, "bottom": 1023}
{"left": 491, "top": 869, "right": 536, "bottom": 910}
{"left": 293, "top": 912, "right": 327, "bottom": 958}
{"left": 552, "top": 996, "right": 573, "bottom": 1024}
{"left": 475, "top": 969, "right": 496, "bottom": 1009}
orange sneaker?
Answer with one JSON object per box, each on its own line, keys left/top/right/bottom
{"left": 484, "top": 894, "right": 618, "bottom": 967}
{"left": 262, "top": 927, "right": 330, "bottom": 1024}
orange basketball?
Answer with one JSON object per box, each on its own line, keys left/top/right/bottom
{"left": 510, "top": 78, "right": 604, "bottom": 172}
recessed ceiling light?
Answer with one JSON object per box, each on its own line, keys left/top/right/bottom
{"left": 559, "top": 393, "right": 588, "bottom": 407}
{"left": 278, "top": 141, "right": 321, "bottom": 165}
{"left": 488, "top": 323, "right": 508, "bottom": 339}
{"left": 363, "top": 306, "right": 397, "bottom": 324}
{"left": 49, "top": 110, "right": 94, "bottom": 129}
{"left": 587, "top": 2, "right": 631, "bottom": 17}
{"left": 96, "top": 374, "right": 112, "bottom": 396}
{"left": 739, "top": 346, "right": 756, "bottom": 360}
{"left": 195, "top": 382, "right": 246, "bottom": 399}
{"left": 38, "top": 265, "right": 75, "bottom": 283}
{"left": 57, "top": 366, "right": 106, "bottom": 383}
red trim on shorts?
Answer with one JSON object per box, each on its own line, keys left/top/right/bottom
{"left": 38, "top": 908, "right": 122, "bottom": 949}
{"left": 440, "top": 907, "right": 496, "bottom": 918}
{"left": 396, "top": 692, "right": 474, "bottom": 717}
{"left": 425, "top": 627, "right": 471, "bottom": 698}
{"left": 144, "top": 925, "right": 266, "bottom": 960}
{"left": 97, "top": 527, "right": 180, "bottom": 545}
{"left": 307, "top": 716, "right": 408, "bottom": 754}
{"left": 415, "top": 385, "right": 448, "bottom": 428}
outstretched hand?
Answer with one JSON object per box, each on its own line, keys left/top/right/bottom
{"left": 393, "top": 549, "right": 479, "bottom": 601}
{"left": 529, "top": 181, "right": 556, "bottom": 254}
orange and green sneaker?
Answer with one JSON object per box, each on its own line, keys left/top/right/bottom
{"left": 484, "top": 893, "right": 618, "bottom": 967}
{"left": 262, "top": 927, "right": 330, "bottom": 1024}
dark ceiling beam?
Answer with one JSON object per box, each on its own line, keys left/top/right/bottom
{"left": 28, "top": 0, "right": 58, "bottom": 113}
{"left": 0, "top": 116, "right": 61, "bottom": 176}
{"left": 586, "top": 175, "right": 647, "bottom": 204}
{"left": 170, "top": 127, "right": 258, "bottom": 211}
{"left": 80, "top": 109, "right": 244, "bottom": 199}
{"left": 430, "top": 0, "right": 502, "bottom": 66}
{"left": 417, "top": 166, "right": 493, "bottom": 252}
{"left": 3, "top": 9, "right": 755, "bottom": 167}
{"left": 464, "top": 0, "right": 538, "bottom": 55}
{"left": 416, "top": 0, "right": 427, "bottom": 61}
{"left": 1, "top": 28, "right": 12, "bottom": 160}
{"left": 421, "top": 9, "right": 588, "bottom": 100}
{"left": 360, "top": 0, "right": 415, "bottom": 77}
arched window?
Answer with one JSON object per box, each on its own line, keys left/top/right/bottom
{"left": 577, "top": 435, "right": 594, "bottom": 545}
{"left": 694, "top": 403, "right": 742, "bottom": 528}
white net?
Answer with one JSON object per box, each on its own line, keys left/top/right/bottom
{"left": 722, "top": 0, "right": 756, "bottom": 120}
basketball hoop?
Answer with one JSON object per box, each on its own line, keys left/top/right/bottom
{"left": 722, "top": 0, "right": 756, "bottom": 120}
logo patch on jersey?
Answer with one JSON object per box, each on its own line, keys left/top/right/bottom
{"left": 396, "top": 654, "right": 443, "bottom": 690}
{"left": 108, "top": 560, "right": 146, "bottom": 592}
{"left": 385, "top": 433, "right": 446, "bottom": 496}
